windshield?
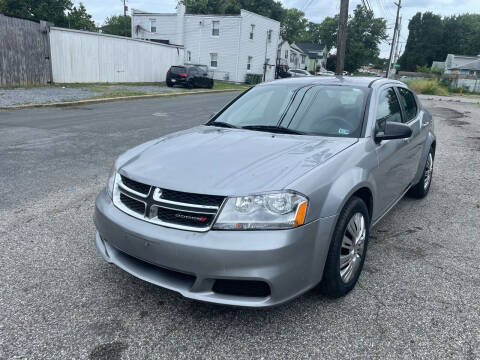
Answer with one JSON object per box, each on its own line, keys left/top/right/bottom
{"left": 212, "top": 85, "right": 298, "bottom": 127}
{"left": 210, "top": 84, "right": 368, "bottom": 137}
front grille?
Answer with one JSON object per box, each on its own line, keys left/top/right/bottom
{"left": 161, "top": 189, "right": 224, "bottom": 207}
{"left": 120, "top": 175, "right": 150, "bottom": 195}
{"left": 114, "top": 176, "right": 225, "bottom": 232}
{"left": 120, "top": 193, "right": 145, "bottom": 214}
{"left": 156, "top": 207, "right": 216, "bottom": 228}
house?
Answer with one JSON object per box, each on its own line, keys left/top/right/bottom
{"left": 435, "top": 54, "right": 480, "bottom": 77}
{"left": 277, "top": 40, "right": 307, "bottom": 70}
{"left": 294, "top": 42, "right": 327, "bottom": 73}
{"left": 131, "top": 4, "right": 280, "bottom": 82}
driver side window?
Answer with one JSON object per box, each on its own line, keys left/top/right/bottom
{"left": 376, "top": 88, "right": 402, "bottom": 132}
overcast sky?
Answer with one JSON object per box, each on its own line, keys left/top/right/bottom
{"left": 75, "top": 0, "right": 480, "bottom": 57}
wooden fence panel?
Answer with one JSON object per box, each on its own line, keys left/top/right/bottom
{"left": 0, "top": 14, "right": 51, "bottom": 86}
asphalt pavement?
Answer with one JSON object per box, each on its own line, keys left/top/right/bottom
{"left": 0, "top": 92, "right": 479, "bottom": 359}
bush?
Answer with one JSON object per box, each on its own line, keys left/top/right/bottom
{"left": 245, "top": 73, "right": 263, "bottom": 85}
{"left": 416, "top": 65, "right": 431, "bottom": 73}
{"left": 405, "top": 79, "right": 449, "bottom": 96}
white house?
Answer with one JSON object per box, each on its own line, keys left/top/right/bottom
{"left": 131, "top": 4, "right": 280, "bottom": 82}
{"left": 277, "top": 40, "right": 306, "bottom": 70}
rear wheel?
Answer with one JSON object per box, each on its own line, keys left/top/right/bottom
{"left": 320, "top": 196, "right": 370, "bottom": 298}
{"left": 409, "top": 148, "right": 434, "bottom": 198}
{"left": 166, "top": 81, "right": 173, "bottom": 87}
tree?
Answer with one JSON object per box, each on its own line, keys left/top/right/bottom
{"left": 316, "top": 15, "right": 339, "bottom": 51}
{"left": 399, "top": 12, "right": 444, "bottom": 71}
{"left": 102, "top": 15, "right": 131, "bottom": 37}
{"left": 280, "top": 8, "right": 308, "bottom": 43}
{"left": 68, "top": 3, "right": 96, "bottom": 31}
{"left": 326, "top": 55, "right": 337, "bottom": 72}
{"left": 184, "top": 0, "right": 284, "bottom": 21}
{"left": 0, "top": 0, "right": 73, "bottom": 27}
{"left": 344, "top": 5, "right": 387, "bottom": 73}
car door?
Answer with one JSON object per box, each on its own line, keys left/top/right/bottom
{"left": 373, "top": 87, "right": 412, "bottom": 214}
{"left": 188, "top": 67, "right": 198, "bottom": 87}
{"left": 396, "top": 87, "right": 426, "bottom": 183}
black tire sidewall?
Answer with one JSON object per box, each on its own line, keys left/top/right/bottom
{"left": 321, "top": 197, "right": 370, "bottom": 297}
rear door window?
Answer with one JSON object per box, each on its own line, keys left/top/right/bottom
{"left": 397, "top": 87, "right": 418, "bottom": 122}
{"left": 171, "top": 66, "right": 186, "bottom": 74}
{"left": 375, "top": 88, "right": 402, "bottom": 132}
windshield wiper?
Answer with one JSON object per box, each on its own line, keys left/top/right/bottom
{"left": 241, "top": 125, "right": 305, "bottom": 135}
{"left": 208, "top": 121, "right": 238, "bottom": 129}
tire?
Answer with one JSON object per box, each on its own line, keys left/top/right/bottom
{"left": 408, "top": 148, "right": 434, "bottom": 199}
{"left": 166, "top": 81, "right": 173, "bottom": 87}
{"left": 208, "top": 80, "right": 214, "bottom": 89}
{"left": 320, "top": 196, "right": 370, "bottom": 298}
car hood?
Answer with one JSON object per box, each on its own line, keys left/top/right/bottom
{"left": 118, "top": 126, "right": 357, "bottom": 196}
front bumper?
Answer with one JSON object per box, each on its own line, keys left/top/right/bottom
{"left": 94, "top": 189, "right": 335, "bottom": 307}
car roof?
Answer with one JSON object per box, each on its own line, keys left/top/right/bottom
{"left": 263, "top": 76, "right": 404, "bottom": 89}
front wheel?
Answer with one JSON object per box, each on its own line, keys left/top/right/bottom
{"left": 408, "top": 148, "right": 434, "bottom": 198}
{"left": 320, "top": 196, "right": 370, "bottom": 298}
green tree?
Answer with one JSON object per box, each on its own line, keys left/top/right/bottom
{"left": 399, "top": 12, "right": 444, "bottom": 71}
{"left": 102, "top": 15, "right": 131, "bottom": 37}
{"left": 0, "top": 0, "right": 73, "bottom": 27}
{"left": 316, "top": 15, "right": 339, "bottom": 51}
{"left": 68, "top": 3, "right": 96, "bottom": 31}
{"left": 183, "top": 0, "right": 284, "bottom": 21}
{"left": 344, "top": 5, "right": 387, "bottom": 73}
{"left": 281, "top": 8, "right": 308, "bottom": 43}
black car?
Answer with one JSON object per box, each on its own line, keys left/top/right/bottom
{"left": 166, "top": 65, "right": 214, "bottom": 89}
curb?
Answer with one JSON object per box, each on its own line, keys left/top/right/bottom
{"left": 0, "top": 88, "right": 243, "bottom": 111}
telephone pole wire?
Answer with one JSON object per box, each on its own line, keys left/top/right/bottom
{"left": 386, "top": 0, "right": 401, "bottom": 78}
{"left": 335, "top": 0, "right": 349, "bottom": 75}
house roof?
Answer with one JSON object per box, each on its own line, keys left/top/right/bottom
{"left": 295, "top": 42, "right": 325, "bottom": 53}
{"left": 294, "top": 42, "right": 326, "bottom": 59}
{"left": 452, "top": 58, "right": 480, "bottom": 71}
{"left": 448, "top": 54, "right": 480, "bottom": 70}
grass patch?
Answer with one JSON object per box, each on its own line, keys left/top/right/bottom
{"left": 88, "top": 89, "right": 148, "bottom": 98}
{"left": 213, "top": 81, "right": 251, "bottom": 90}
{"left": 404, "top": 79, "right": 449, "bottom": 96}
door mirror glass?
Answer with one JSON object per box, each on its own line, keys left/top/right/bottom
{"left": 375, "top": 121, "right": 412, "bottom": 141}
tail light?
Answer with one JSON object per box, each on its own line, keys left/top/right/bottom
{"left": 167, "top": 71, "right": 170, "bottom": 76}
{"left": 179, "top": 73, "right": 187, "bottom": 77}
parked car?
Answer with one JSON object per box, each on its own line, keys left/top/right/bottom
{"left": 166, "top": 65, "right": 214, "bottom": 89}
{"left": 94, "top": 77, "right": 435, "bottom": 307}
{"left": 317, "top": 70, "right": 335, "bottom": 76}
{"left": 288, "top": 69, "right": 312, "bottom": 77}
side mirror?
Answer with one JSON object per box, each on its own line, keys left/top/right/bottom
{"left": 375, "top": 121, "right": 412, "bottom": 142}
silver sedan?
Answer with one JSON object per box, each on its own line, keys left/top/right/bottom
{"left": 94, "top": 77, "right": 436, "bottom": 307}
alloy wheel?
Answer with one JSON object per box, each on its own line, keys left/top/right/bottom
{"left": 424, "top": 152, "right": 433, "bottom": 190}
{"left": 340, "top": 212, "right": 366, "bottom": 283}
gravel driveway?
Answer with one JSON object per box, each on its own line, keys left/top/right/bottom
{"left": 0, "top": 84, "right": 177, "bottom": 107}
{"left": 0, "top": 93, "right": 479, "bottom": 359}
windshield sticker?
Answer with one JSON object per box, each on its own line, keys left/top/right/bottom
{"left": 338, "top": 128, "right": 350, "bottom": 135}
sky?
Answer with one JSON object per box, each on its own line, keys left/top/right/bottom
{"left": 75, "top": 0, "right": 480, "bottom": 57}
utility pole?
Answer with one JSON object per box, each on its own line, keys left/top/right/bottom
{"left": 386, "top": 0, "right": 401, "bottom": 78}
{"left": 393, "top": 16, "right": 402, "bottom": 64}
{"left": 335, "top": 0, "right": 349, "bottom": 75}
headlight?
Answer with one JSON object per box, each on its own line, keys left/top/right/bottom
{"left": 213, "top": 192, "right": 308, "bottom": 230}
{"left": 106, "top": 165, "right": 117, "bottom": 199}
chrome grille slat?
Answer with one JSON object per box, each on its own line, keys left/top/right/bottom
{"left": 113, "top": 174, "right": 225, "bottom": 232}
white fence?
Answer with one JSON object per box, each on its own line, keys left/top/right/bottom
{"left": 49, "top": 27, "right": 184, "bottom": 83}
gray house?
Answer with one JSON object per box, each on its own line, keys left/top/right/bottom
{"left": 434, "top": 54, "right": 480, "bottom": 77}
